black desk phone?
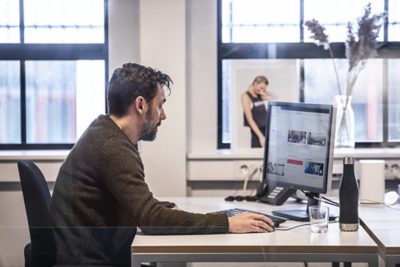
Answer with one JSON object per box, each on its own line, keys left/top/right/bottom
{"left": 256, "top": 180, "right": 296, "bottom": 205}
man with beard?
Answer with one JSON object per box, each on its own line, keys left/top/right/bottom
{"left": 50, "top": 63, "right": 274, "bottom": 267}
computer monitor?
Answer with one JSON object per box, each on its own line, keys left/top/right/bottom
{"left": 262, "top": 101, "right": 336, "bottom": 221}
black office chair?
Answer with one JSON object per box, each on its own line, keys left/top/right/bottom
{"left": 18, "top": 160, "right": 143, "bottom": 267}
{"left": 18, "top": 160, "right": 56, "bottom": 267}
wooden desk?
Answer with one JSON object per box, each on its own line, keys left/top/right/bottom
{"left": 359, "top": 203, "right": 400, "bottom": 267}
{"left": 131, "top": 197, "right": 378, "bottom": 266}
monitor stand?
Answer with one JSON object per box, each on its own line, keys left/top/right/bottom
{"left": 272, "top": 193, "right": 337, "bottom": 222}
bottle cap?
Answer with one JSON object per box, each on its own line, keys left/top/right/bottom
{"left": 343, "top": 156, "right": 355, "bottom": 165}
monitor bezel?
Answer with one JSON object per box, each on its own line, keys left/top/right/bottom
{"left": 262, "top": 101, "right": 336, "bottom": 195}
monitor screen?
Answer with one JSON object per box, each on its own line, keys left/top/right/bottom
{"left": 262, "top": 101, "right": 336, "bottom": 221}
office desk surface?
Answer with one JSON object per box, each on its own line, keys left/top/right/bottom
{"left": 359, "top": 203, "right": 400, "bottom": 266}
{"left": 131, "top": 197, "right": 378, "bottom": 266}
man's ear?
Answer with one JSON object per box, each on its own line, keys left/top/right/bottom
{"left": 135, "top": 96, "right": 147, "bottom": 114}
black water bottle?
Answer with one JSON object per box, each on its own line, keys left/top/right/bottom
{"left": 339, "top": 156, "right": 359, "bottom": 231}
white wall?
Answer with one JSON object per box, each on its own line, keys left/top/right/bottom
{"left": 108, "top": 0, "right": 187, "bottom": 197}
{"left": 139, "top": 0, "right": 187, "bottom": 197}
{"left": 187, "top": 0, "right": 218, "bottom": 153}
{"left": 108, "top": 0, "right": 140, "bottom": 71}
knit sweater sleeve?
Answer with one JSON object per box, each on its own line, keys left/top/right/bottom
{"left": 98, "top": 138, "right": 229, "bottom": 235}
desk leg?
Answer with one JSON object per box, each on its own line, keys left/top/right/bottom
{"left": 131, "top": 255, "right": 143, "bottom": 267}
{"left": 131, "top": 257, "right": 163, "bottom": 267}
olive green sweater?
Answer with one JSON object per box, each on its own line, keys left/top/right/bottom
{"left": 50, "top": 115, "right": 228, "bottom": 267}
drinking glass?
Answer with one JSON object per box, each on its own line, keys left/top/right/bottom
{"left": 309, "top": 206, "right": 329, "bottom": 233}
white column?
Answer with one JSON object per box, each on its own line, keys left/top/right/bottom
{"left": 139, "top": 0, "right": 187, "bottom": 197}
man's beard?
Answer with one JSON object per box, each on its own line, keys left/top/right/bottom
{"left": 140, "top": 111, "right": 160, "bottom": 141}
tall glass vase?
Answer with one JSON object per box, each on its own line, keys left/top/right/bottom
{"left": 335, "top": 95, "right": 355, "bottom": 148}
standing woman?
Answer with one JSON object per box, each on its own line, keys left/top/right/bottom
{"left": 241, "top": 75, "right": 277, "bottom": 148}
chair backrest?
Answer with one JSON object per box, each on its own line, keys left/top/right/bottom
{"left": 18, "top": 160, "right": 56, "bottom": 267}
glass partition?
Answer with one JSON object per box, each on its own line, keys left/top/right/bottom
{"left": 304, "top": 0, "right": 384, "bottom": 42}
{"left": 0, "top": 0, "right": 19, "bottom": 43}
{"left": 24, "top": 0, "right": 104, "bottom": 43}
{"left": 388, "top": 59, "right": 400, "bottom": 141}
{"left": 25, "top": 60, "right": 105, "bottom": 143}
{"left": 221, "top": 0, "right": 300, "bottom": 43}
{"left": 0, "top": 61, "right": 20, "bottom": 143}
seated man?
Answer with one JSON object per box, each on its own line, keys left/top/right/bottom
{"left": 50, "top": 63, "right": 274, "bottom": 267}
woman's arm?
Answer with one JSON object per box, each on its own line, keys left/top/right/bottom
{"left": 261, "top": 89, "right": 277, "bottom": 101}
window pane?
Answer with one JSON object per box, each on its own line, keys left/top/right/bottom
{"left": 222, "top": 59, "right": 300, "bottom": 148}
{"left": 304, "top": 0, "right": 384, "bottom": 42}
{"left": 0, "top": 61, "right": 20, "bottom": 143}
{"left": 388, "top": 59, "right": 400, "bottom": 141}
{"left": 222, "top": 0, "right": 300, "bottom": 43}
{"left": 0, "top": 0, "right": 19, "bottom": 43}
{"left": 24, "top": 0, "right": 104, "bottom": 43}
{"left": 304, "top": 59, "right": 347, "bottom": 104}
{"left": 389, "top": 0, "right": 400, "bottom": 41}
{"left": 25, "top": 60, "right": 105, "bottom": 144}
{"left": 304, "top": 59, "right": 383, "bottom": 142}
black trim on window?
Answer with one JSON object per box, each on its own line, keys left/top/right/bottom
{"left": 0, "top": 44, "right": 107, "bottom": 60}
{"left": 217, "top": 0, "right": 229, "bottom": 149}
{"left": 220, "top": 42, "right": 400, "bottom": 60}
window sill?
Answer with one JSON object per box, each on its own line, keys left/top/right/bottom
{"left": 187, "top": 147, "right": 400, "bottom": 160}
{"left": 0, "top": 150, "right": 70, "bottom": 161}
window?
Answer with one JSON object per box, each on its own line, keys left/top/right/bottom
{"left": 221, "top": 0, "right": 300, "bottom": 43}
{"left": 0, "top": 0, "right": 108, "bottom": 149}
{"left": 218, "top": 0, "right": 400, "bottom": 149}
{"left": 304, "top": 0, "right": 384, "bottom": 42}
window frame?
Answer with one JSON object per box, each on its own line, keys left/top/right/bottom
{"left": 217, "top": 0, "right": 400, "bottom": 149}
{"left": 0, "top": 0, "right": 109, "bottom": 150}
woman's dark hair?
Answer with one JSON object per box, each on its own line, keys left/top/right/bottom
{"left": 107, "top": 63, "right": 173, "bottom": 116}
{"left": 252, "top": 75, "right": 269, "bottom": 86}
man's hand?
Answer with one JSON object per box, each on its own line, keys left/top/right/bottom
{"left": 228, "top": 212, "right": 274, "bottom": 233}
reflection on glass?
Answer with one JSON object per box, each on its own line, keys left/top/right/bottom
{"left": 25, "top": 60, "right": 105, "bottom": 144}
{"left": 222, "top": 60, "right": 232, "bottom": 144}
{"left": 304, "top": 59, "right": 383, "bottom": 142}
{"left": 304, "top": 0, "right": 384, "bottom": 42}
{"left": 388, "top": 59, "right": 400, "bottom": 141}
{"left": 389, "top": 0, "right": 400, "bottom": 41}
{"left": 0, "top": 61, "right": 21, "bottom": 143}
{"left": 304, "top": 59, "right": 347, "bottom": 105}
{"left": 222, "top": 0, "right": 300, "bottom": 42}
{"left": 222, "top": 59, "right": 299, "bottom": 148}
{"left": 24, "top": 0, "right": 104, "bottom": 43}
{"left": 0, "top": 0, "right": 19, "bottom": 43}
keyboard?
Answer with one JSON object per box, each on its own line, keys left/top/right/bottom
{"left": 215, "top": 208, "right": 286, "bottom": 227}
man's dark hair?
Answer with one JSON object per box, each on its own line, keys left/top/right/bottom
{"left": 107, "top": 63, "right": 172, "bottom": 116}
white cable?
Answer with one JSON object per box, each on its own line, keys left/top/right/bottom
{"left": 242, "top": 165, "right": 259, "bottom": 193}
